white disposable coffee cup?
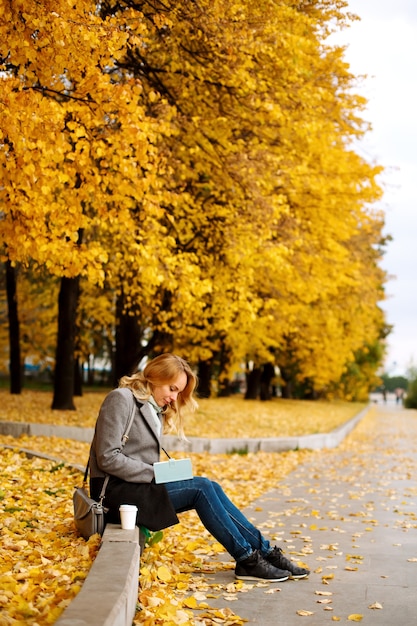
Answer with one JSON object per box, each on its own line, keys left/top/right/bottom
{"left": 119, "top": 504, "right": 138, "bottom": 530}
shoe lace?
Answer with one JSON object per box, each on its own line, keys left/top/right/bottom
{"left": 261, "top": 553, "right": 286, "bottom": 574}
{"left": 271, "top": 547, "right": 292, "bottom": 569}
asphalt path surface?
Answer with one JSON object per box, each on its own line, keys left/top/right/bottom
{"left": 198, "top": 403, "right": 417, "bottom": 625}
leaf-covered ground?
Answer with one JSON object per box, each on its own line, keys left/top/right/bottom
{"left": 0, "top": 391, "right": 368, "bottom": 625}
{"left": 0, "top": 451, "right": 101, "bottom": 625}
{"left": 0, "top": 441, "right": 313, "bottom": 624}
{"left": 0, "top": 389, "right": 365, "bottom": 437}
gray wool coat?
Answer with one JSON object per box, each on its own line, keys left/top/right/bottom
{"left": 89, "top": 387, "right": 179, "bottom": 530}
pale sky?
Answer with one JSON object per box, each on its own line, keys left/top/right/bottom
{"left": 331, "top": 0, "right": 417, "bottom": 377}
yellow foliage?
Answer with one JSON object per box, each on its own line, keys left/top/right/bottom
{"left": 0, "top": 0, "right": 165, "bottom": 287}
{"left": 0, "top": 0, "right": 387, "bottom": 400}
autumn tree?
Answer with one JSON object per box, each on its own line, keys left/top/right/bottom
{"left": 0, "top": 0, "right": 388, "bottom": 404}
{"left": 94, "top": 1, "right": 325, "bottom": 367}
{"left": 98, "top": 0, "right": 387, "bottom": 401}
{"left": 0, "top": 0, "right": 170, "bottom": 406}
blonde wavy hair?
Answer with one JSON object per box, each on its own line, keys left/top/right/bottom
{"left": 119, "top": 353, "right": 198, "bottom": 437}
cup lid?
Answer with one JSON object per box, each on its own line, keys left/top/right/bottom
{"left": 119, "top": 504, "right": 138, "bottom": 511}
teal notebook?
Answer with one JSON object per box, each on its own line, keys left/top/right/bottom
{"left": 153, "top": 458, "right": 193, "bottom": 484}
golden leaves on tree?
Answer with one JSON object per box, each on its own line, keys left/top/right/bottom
{"left": 1, "top": 0, "right": 387, "bottom": 396}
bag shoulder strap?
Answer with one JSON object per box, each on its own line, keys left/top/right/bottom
{"left": 84, "top": 389, "right": 138, "bottom": 496}
{"left": 98, "top": 474, "right": 110, "bottom": 501}
{"left": 121, "top": 391, "right": 137, "bottom": 446}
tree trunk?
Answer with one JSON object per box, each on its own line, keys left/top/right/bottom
{"left": 114, "top": 295, "right": 144, "bottom": 385}
{"left": 217, "top": 344, "right": 231, "bottom": 397}
{"left": 260, "top": 362, "right": 275, "bottom": 401}
{"left": 5, "top": 261, "right": 22, "bottom": 394}
{"left": 218, "top": 378, "right": 232, "bottom": 396}
{"left": 74, "top": 356, "right": 83, "bottom": 396}
{"left": 52, "top": 276, "right": 80, "bottom": 410}
{"left": 244, "top": 367, "right": 261, "bottom": 399}
{"left": 279, "top": 366, "right": 294, "bottom": 399}
{"left": 197, "top": 359, "right": 212, "bottom": 398}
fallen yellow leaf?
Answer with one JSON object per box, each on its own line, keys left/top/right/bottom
{"left": 296, "top": 610, "right": 314, "bottom": 616}
{"left": 368, "top": 602, "right": 383, "bottom": 610}
{"left": 317, "top": 599, "right": 332, "bottom": 604}
{"left": 156, "top": 565, "right": 172, "bottom": 582}
{"left": 183, "top": 596, "right": 197, "bottom": 608}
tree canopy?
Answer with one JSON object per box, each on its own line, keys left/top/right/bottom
{"left": 0, "top": 0, "right": 388, "bottom": 401}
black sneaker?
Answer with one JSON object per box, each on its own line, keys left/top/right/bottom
{"left": 235, "top": 550, "right": 291, "bottom": 582}
{"left": 265, "top": 546, "right": 310, "bottom": 579}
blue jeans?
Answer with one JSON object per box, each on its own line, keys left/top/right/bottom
{"left": 164, "top": 476, "right": 271, "bottom": 562}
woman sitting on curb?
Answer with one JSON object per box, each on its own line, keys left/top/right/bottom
{"left": 89, "top": 353, "right": 310, "bottom": 582}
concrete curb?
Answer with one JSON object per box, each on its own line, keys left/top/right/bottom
{"left": 0, "top": 420, "right": 94, "bottom": 442}
{"left": 55, "top": 525, "right": 140, "bottom": 626}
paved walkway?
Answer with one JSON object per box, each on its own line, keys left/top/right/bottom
{"left": 195, "top": 403, "right": 417, "bottom": 625}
